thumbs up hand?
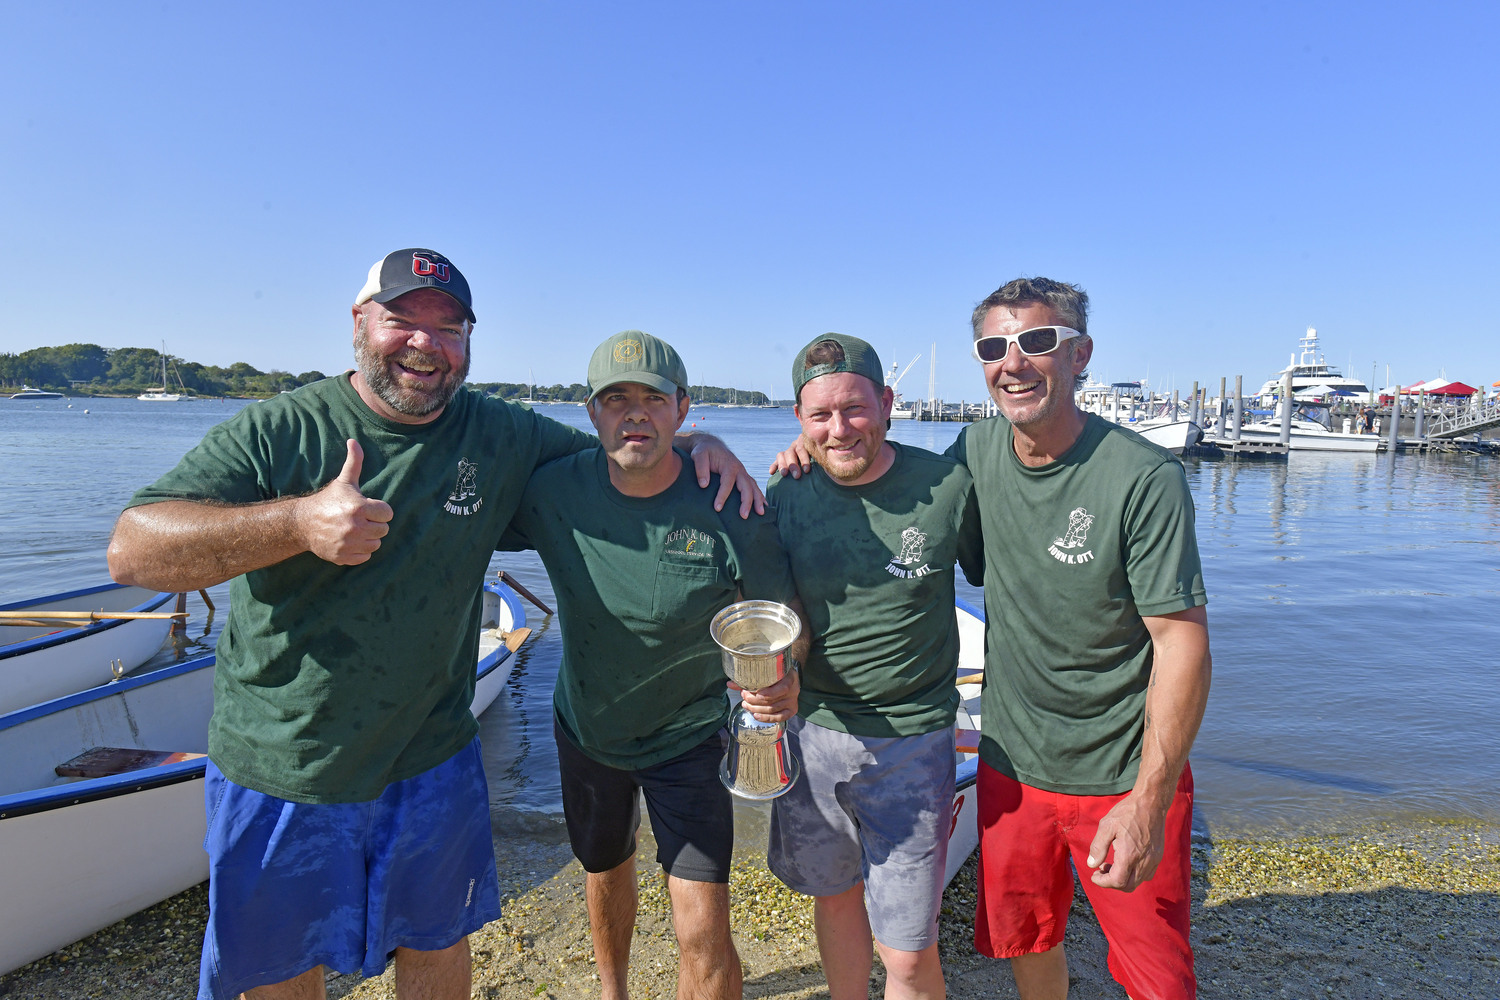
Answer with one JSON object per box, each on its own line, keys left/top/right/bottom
{"left": 296, "top": 439, "right": 394, "bottom": 565}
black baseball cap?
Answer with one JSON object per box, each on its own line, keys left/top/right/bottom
{"left": 354, "top": 248, "right": 475, "bottom": 323}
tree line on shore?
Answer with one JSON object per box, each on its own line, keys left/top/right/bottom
{"left": 1, "top": 343, "right": 770, "bottom": 404}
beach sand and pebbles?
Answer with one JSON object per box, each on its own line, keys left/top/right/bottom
{"left": 4, "top": 807, "right": 1497, "bottom": 1000}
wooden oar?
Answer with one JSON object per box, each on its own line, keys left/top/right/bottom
{"left": 0, "top": 610, "right": 187, "bottom": 621}
{"left": 956, "top": 672, "right": 984, "bottom": 686}
{"left": 496, "top": 571, "right": 554, "bottom": 616}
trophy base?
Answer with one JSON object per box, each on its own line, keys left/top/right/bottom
{"left": 719, "top": 750, "right": 801, "bottom": 801}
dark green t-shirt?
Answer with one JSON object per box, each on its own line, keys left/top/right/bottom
{"left": 126, "top": 374, "right": 594, "bottom": 803}
{"left": 947, "top": 414, "right": 1206, "bottom": 795}
{"left": 502, "top": 448, "right": 797, "bottom": 770}
{"left": 769, "top": 443, "right": 980, "bottom": 737}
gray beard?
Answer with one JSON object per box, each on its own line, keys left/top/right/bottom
{"left": 354, "top": 328, "right": 470, "bottom": 418}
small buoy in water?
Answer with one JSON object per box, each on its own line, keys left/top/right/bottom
{"left": 692, "top": 422, "right": 697, "bottom": 427}
{"left": 84, "top": 409, "right": 90, "bottom": 414}
{"left": 67, "top": 404, "right": 73, "bottom": 408}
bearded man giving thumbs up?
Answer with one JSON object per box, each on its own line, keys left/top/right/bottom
{"left": 107, "top": 248, "right": 764, "bottom": 1000}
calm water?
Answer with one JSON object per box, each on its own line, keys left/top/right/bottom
{"left": 3, "top": 395, "right": 1497, "bottom": 837}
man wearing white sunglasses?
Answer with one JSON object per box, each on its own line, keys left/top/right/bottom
{"left": 948, "top": 277, "right": 1211, "bottom": 1000}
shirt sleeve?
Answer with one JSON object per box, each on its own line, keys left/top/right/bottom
{"left": 723, "top": 501, "right": 797, "bottom": 605}
{"left": 943, "top": 424, "right": 969, "bottom": 468}
{"left": 125, "top": 410, "right": 273, "bottom": 508}
{"left": 531, "top": 410, "right": 597, "bottom": 465}
{"left": 954, "top": 473, "right": 985, "bottom": 587}
{"left": 1122, "top": 459, "right": 1207, "bottom": 616}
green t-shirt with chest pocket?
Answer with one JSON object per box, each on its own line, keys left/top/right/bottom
{"left": 502, "top": 448, "right": 797, "bottom": 770}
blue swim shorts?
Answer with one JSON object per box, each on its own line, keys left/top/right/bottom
{"left": 197, "top": 738, "right": 502, "bottom": 1000}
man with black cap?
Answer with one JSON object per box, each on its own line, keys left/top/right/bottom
{"left": 107, "top": 252, "right": 764, "bottom": 1000}
{"left": 499, "top": 329, "right": 808, "bottom": 1000}
{"left": 766, "top": 333, "right": 979, "bottom": 1000}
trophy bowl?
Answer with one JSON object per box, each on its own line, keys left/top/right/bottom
{"left": 709, "top": 600, "right": 801, "bottom": 692}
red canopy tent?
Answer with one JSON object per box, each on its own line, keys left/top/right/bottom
{"left": 1422, "top": 381, "right": 1479, "bottom": 397}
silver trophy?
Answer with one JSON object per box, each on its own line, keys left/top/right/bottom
{"left": 710, "top": 600, "right": 802, "bottom": 800}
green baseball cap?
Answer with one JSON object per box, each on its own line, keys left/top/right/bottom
{"left": 586, "top": 331, "right": 689, "bottom": 404}
{"left": 791, "top": 333, "right": 885, "bottom": 399}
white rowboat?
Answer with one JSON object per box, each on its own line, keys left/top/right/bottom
{"left": 0, "top": 583, "right": 178, "bottom": 717}
{"left": 944, "top": 596, "right": 984, "bottom": 885}
{"left": 0, "top": 578, "right": 530, "bottom": 976}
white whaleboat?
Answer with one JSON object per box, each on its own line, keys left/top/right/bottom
{"left": 0, "top": 578, "right": 532, "bottom": 977}
{"left": 0, "top": 582, "right": 179, "bottom": 716}
{"left": 945, "top": 596, "right": 985, "bottom": 885}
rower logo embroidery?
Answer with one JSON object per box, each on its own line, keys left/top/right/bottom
{"left": 444, "top": 458, "right": 483, "bottom": 516}
{"left": 412, "top": 253, "right": 450, "bottom": 283}
{"left": 886, "top": 525, "right": 935, "bottom": 579}
{"left": 1048, "top": 507, "right": 1095, "bottom": 565}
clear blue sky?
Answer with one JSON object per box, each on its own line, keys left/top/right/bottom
{"left": 3, "top": 2, "right": 1496, "bottom": 399}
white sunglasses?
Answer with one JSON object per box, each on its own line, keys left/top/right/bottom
{"left": 972, "top": 325, "right": 1082, "bottom": 364}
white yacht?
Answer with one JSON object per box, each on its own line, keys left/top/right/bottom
{"left": 7, "top": 385, "right": 64, "bottom": 400}
{"left": 1256, "top": 327, "right": 1369, "bottom": 403}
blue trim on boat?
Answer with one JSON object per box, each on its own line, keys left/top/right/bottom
{"left": 0, "top": 757, "right": 207, "bottom": 820}
{"left": 956, "top": 756, "right": 979, "bottom": 790}
{"left": 0, "top": 583, "right": 174, "bottom": 661}
{"left": 0, "top": 652, "right": 216, "bottom": 731}
{"left": 955, "top": 595, "right": 985, "bottom": 622}
{"left": 475, "top": 580, "right": 527, "bottom": 685}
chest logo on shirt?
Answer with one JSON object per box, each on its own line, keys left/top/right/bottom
{"left": 1048, "top": 507, "right": 1095, "bottom": 564}
{"left": 665, "top": 527, "right": 716, "bottom": 559}
{"left": 444, "top": 458, "right": 484, "bottom": 516}
{"left": 886, "top": 525, "right": 934, "bottom": 579}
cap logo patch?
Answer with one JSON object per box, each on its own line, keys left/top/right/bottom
{"left": 613, "top": 338, "right": 644, "bottom": 364}
{"left": 412, "top": 253, "right": 450, "bottom": 283}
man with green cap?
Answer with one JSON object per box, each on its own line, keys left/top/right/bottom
{"left": 766, "top": 333, "right": 980, "bottom": 1000}
{"left": 500, "top": 330, "right": 809, "bottom": 1000}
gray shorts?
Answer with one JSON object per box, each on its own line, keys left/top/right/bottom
{"left": 767, "top": 717, "right": 955, "bottom": 952}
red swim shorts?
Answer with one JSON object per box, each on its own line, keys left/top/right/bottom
{"left": 974, "top": 761, "right": 1196, "bottom": 1000}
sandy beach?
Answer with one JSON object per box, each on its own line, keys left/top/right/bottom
{"left": 5, "top": 809, "right": 1497, "bottom": 1000}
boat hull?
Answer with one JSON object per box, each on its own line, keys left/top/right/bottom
{"left": 943, "top": 597, "right": 985, "bottom": 885}
{"left": 0, "top": 578, "right": 528, "bottom": 976}
{"left": 1130, "top": 420, "right": 1203, "bottom": 456}
{"left": 0, "top": 583, "right": 177, "bottom": 716}
{"left": 1236, "top": 426, "right": 1379, "bottom": 453}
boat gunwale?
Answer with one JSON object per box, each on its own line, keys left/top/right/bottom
{"left": 0, "top": 584, "right": 174, "bottom": 661}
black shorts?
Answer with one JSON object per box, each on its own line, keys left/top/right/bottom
{"left": 555, "top": 717, "right": 733, "bottom": 883}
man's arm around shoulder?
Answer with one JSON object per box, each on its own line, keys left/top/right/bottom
{"left": 1086, "top": 605, "right": 1211, "bottom": 892}
{"left": 108, "top": 439, "right": 393, "bottom": 592}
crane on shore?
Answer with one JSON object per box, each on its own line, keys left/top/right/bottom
{"left": 887, "top": 354, "right": 920, "bottom": 392}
